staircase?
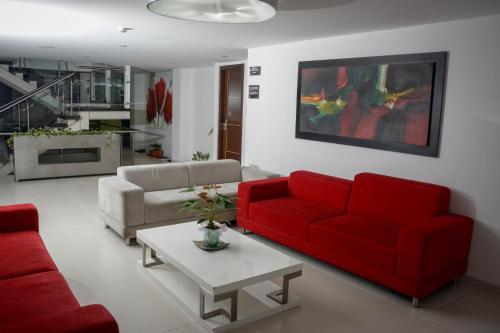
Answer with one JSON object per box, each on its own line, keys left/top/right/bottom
{"left": 0, "top": 71, "right": 78, "bottom": 133}
{"left": 0, "top": 65, "right": 59, "bottom": 110}
{"left": 0, "top": 59, "right": 133, "bottom": 130}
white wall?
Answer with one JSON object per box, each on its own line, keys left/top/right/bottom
{"left": 172, "top": 68, "right": 191, "bottom": 161}
{"left": 191, "top": 67, "right": 216, "bottom": 156}
{"left": 172, "top": 67, "right": 215, "bottom": 161}
{"left": 245, "top": 15, "right": 500, "bottom": 286}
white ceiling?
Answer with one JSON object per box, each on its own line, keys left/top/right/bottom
{"left": 0, "top": 0, "right": 499, "bottom": 71}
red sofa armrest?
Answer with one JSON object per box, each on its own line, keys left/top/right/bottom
{"left": 1, "top": 304, "right": 119, "bottom": 333}
{"left": 237, "top": 177, "right": 289, "bottom": 221}
{"left": 397, "top": 214, "right": 473, "bottom": 281}
{"left": 0, "top": 204, "right": 39, "bottom": 233}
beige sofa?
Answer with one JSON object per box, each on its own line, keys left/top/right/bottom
{"left": 98, "top": 159, "right": 279, "bottom": 244}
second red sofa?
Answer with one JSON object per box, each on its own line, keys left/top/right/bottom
{"left": 0, "top": 204, "right": 119, "bottom": 333}
{"left": 237, "top": 171, "right": 474, "bottom": 306}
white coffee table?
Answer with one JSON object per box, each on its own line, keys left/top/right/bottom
{"left": 137, "top": 222, "right": 303, "bottom": 333}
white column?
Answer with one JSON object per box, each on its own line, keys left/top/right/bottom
{"left": 171, "top": 68, "right": 194, "bottom": 162}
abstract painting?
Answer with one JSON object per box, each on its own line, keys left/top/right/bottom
{"left": 147, "top": 78, "right": 173, "bottom": 128}
{"left": 296, "top": 52, "right": 446, "bottom": 156}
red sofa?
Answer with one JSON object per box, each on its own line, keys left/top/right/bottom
{"left": 238, "top": 171, "right": 474, "bottom": 306}
{"left": 0, "top": 204, "right": 119, "bottom": 333}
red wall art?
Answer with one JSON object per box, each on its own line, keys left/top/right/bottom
{"left": 147, "top": 78, "right": 173, "bottom": 127}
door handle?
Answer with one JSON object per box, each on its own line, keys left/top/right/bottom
{"left": 222, "top": 118, "right": 228, "bottom": 130}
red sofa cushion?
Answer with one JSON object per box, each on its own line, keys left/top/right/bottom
{"left": 238, "top": 177, "right": 289, "bottom": 220}
{"left": 288, "top": 171, "right": 352, "bottom": 212}
{"left": 1, "top": 304, "right": 119, "bottom": 333}
{"left": 310, "top": 215, "right": 400, "bottom": 273}
{"left": 0, "top": 231, "right": 58, "bottom": 280}
{"left": 249, "top": 197, "right": 343, "bottom": 240}
{"left": 0, "top": 204, "right": 39, "bottom": 233}
{"left": 0, "top": 271, "right": 80, "bottom": 328}
{"left": 348, "top": 173, "right": 451, "bottom": 227}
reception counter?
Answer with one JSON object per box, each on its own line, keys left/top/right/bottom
{"left": 13, "top": 134, "right": 121, "bottom": 181}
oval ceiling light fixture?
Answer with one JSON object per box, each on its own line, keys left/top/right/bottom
{"left": 147, "top": 0, "right": 278, "bottom": 23}
{"left": 0, "top": 1, "right": 99, "bottom": 37}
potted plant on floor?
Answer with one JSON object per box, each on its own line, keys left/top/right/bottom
{"left": 192, "top": 151, "right": 210, "bottom": 161}
{"left": 180, "top": 184, "right": 234, "bottom": 248}
{"left": 148, "top": 143, "right": 163, "bottom": 158}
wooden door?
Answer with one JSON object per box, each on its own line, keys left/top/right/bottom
{"left": 218, "top": 64, "right": 244, "bottom": 161}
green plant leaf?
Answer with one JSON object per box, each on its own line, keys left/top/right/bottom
{"left": 179, "top": 199, "right": 201, "bottom": 212}
{"left": 224, "top": 201, "right": 235, "bottom": 209}
{"left": 7, "top": 128, "right": 114, "bottom": 150}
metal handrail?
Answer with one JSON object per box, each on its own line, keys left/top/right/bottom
{"left": 0, "top": 72, "right": 76, "bottom": 114}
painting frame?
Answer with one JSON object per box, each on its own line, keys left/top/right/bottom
{"left": 295, "top": 52, "right": 447, "bottom": 157}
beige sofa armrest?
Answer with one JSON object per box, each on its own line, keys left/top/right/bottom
{"left": 241, "top": 166, "right": 281, "bottom": 182}
{"left": 98, "top": 176, "right": 145, "bottom": 227}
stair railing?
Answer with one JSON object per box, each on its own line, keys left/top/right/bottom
{"left": 0, "top": 72, "right": 76, "bottom": 115}
{"left": 1, "top": 65, "right": 130, "bottom": 134}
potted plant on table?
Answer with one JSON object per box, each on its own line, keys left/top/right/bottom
{"left": 180, "top": 184, "right": 234, "bottom": 248}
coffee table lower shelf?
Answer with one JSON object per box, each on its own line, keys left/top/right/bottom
{"left": 139, "top": 261, "right": 300, "bottom": 333}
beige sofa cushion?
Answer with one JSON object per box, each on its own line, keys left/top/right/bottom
{"left": 241, "top": 166, "right": 281, "bottom": 181}
{"left": 144, "top": 189, "right": 199, "bottom": 224}
{"left": 143, "top": 182, "right": 240, "bottom": 224}
{"left": 186, "top": 159, "right": 242, "bottom": 186}
{"left": 117, "top": 163, "right": 189, "bottom": 192}
{"left": 210, "top": 182, "right": 239, "bottom": 197}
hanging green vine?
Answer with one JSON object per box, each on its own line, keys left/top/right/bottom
{"left": 7, "top": 128, "right": 115, "bottom": 149}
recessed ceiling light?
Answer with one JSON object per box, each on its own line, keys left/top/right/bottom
{"left": 0, "top": 1, "right": 99, "bottom": 37}
{"left": 221, "top": 55, "right": 229, "bottom": 58}
{"left": 120, "top": 45, "right": 128, "bottom": 48}
{"left": 37, "top": 45, "right": 56, "bottom": 49}
{"left": 147, "top": 0, "right": 277, "bottom": 23}
{"left": 117, "top": 27, "right": 134, "bottom": 33}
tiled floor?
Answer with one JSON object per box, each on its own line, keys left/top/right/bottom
{"left": 1, "top": 175, "right": 500, "bottom": 333}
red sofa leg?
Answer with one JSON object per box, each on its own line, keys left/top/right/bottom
{"left": 412, "top": 297, "right": 419, "bottom": 308}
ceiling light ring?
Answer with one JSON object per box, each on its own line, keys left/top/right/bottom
{"left": 147, "top": 0, "right": 278, "bottom": 24}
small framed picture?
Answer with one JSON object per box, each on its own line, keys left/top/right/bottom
{"left": 249, "top": 85, "right": 260, "bottom": 99}
{"left": 250, "top": 66, "right": 261, "bottom": 76}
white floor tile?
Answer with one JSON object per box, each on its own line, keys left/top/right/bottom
{"left": 396, "top": 317, "right": 457, "bottom": 333}
{"left": 452, "top": 284, "right": 500, "bottom": 317}
{"left": 165, "top": 323, "right": 206, "bottom": 333}
{"left": 96, "top": 280, "right": 195, "bottom": 333}
{"left": 1, "top": 174, "right": 499, "bottom": 333}
{"left": 419, "top": 301, "right": 500, "bottom": 333}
